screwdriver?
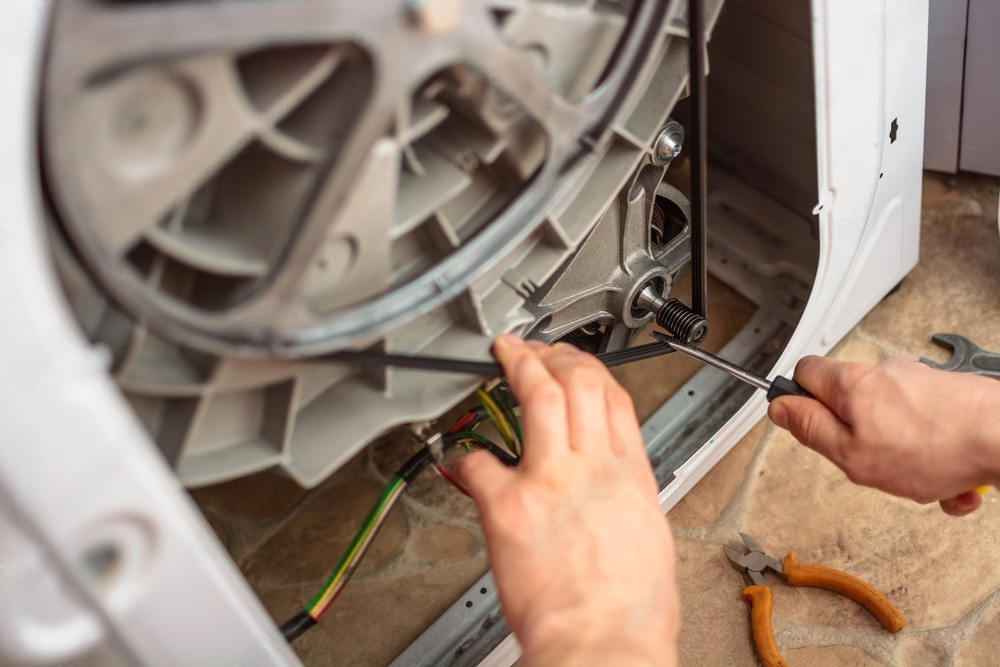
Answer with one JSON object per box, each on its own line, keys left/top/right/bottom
{"left": 650, "top": 332, "right": 813, "bottom": 401}
{"left": 653, "top": 333, "right": 995, "bottom": 497}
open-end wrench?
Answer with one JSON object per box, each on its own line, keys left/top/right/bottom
{"left": 920, "top": 333, "right": 1000, "bottom": 380}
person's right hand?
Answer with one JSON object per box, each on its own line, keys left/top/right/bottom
{"left": 768, "top": 356, "right": 1000, "bottom": 517}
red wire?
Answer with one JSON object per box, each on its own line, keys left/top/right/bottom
{"left": 448, "top": 411, "right": 477, "bottom": 434}
{"left": 435, "top": 464, "right": 473, "bottom": 497}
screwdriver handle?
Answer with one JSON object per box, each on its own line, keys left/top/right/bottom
{"left": 765, "top": 376, "right": 813, "bottom": 402}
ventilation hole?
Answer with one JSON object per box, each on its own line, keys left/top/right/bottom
{"left": 890, "top": 118, "right": 898, "bottom": 144}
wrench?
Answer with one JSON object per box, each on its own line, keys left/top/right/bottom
{"left": 920, "top": 333, "right": 1000, "bottom": 380}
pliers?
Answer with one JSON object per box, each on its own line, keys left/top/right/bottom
{"left": 725, "top": 533, "right": 905, "bottom": 667}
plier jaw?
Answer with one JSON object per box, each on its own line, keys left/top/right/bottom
{"left": 724, "top": 532, "right": 784, "bottom": 587}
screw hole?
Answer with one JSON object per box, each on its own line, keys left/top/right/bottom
{"left": 465, "top": 601, "right": 474, "bottom": 608}
{"left": 720, "top": 257, "right": 728, "bottom": 265}
{"left": 687, "top": 390, "right": 695, "bottom": 397}
{"left": 480, "top": 587, "right": 488, "bottom": 595}
{"left": 80, "top": 542, "right": 122, "bottom": 586}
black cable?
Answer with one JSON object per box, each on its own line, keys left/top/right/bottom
{"left": 280, "top": 612, "right": 317, "bottom": 643}
{"left": 688, "top": 0, "right": 710, "bottom": 318}
{"left": 322, "top": 341, "right": 676, "bottom": 377}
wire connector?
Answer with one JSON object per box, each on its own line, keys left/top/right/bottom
{"left": 426, "top": 432, "right": 445, "bottom": 465}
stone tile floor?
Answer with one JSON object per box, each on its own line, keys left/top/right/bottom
{"left": 194, "top": 171, "right": 1000, "bottom": 665}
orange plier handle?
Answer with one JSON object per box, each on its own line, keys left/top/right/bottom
{"left": 742, "top": 553, "right": 905, "bottom": 667}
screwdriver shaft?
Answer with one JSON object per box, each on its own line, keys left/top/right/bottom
{"left": 651, "top": 333, "right": 771, "bottom": 391}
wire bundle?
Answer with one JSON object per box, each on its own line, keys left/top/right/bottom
{"left": 280, "top": 389, "right": 520, "bottom": 643}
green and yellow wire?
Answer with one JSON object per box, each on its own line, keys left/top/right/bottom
{"left": 281, "top": 394, "right": 523, "bottom": 642}
{"left": 306, "top": 475, "right": 407, "bottom": 620}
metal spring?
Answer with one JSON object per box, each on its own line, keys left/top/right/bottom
{"left": 650, "top": 204, "right": 666, "bottom": 245}
{"left": 655, "top": 298, "right": 709, "bottom": 343}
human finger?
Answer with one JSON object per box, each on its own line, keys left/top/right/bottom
{"left": 604, "top": 382, "right": 643, "bottom": 456}
{"left": 769, "top": 395, "right": 854, "bottom": 467}
{"left": 606, "top": 384, "right": 658, "bottom": 494}
{"left": 537, "top": 344, "right": 613, "bottom": 454}
{"left": 793, "top": 356, "right": 870, "bottom": 419}
{"left": 939, "top": 490, "right": 982, "bottom": 517}
{"left": 454, "top": 449, "right": 515, "bottom": 505}
{"left": 492, "top": 335, "right": 569, "bottom": 465}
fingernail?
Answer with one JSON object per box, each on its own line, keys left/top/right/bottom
{"left": 769, "top": 402, "right": 789, "bottom": 429}
{"left": 956, "top": 490, "right": 980, "bottom": 509}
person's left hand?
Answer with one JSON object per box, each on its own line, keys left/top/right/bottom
{"left": 456, "top": 336, "right": 679, "bottom": 667}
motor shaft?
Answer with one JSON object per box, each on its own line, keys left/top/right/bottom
{"left": 636, "top": 285, "right": 709, "bottom": 343}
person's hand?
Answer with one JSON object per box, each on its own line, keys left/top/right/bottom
{"left": 768, "top": 355, "right": 1000, "bottom": 517}
{"left": 456, "top": 335, "right": 679, "bottom": 667}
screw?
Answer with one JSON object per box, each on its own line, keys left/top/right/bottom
{"left": 652, "top": 119, "right": 684, "bottom": 166}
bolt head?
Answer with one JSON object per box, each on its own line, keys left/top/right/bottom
{"left": 652, "top": 120, "right": 685, "bottom": 166}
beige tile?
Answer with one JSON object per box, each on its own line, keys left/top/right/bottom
{"left": 258, "top": 560, "right": 487, "bottom": 667}
{"left": 675, "top": 537, "right": 759, "bottom": 666}
{"left": 746, "top": 429, "right": 1000, "bottom": 630}
{"left": 242, "top": 478, "right": 407, "bottom": 588}
{"left": 783, "top": 645, "right": 884, "bottom": 666}
{"left": 955, "top": 601, "right": 1000, "bottom": 666}
{"left": 411, "top": 525, "right": 474, "bottom": 561}
{"left": 190, "top": 468, "right": 307, "bottom": 522}
{"left": 858, "top": 204, "right": 1000, "bottom": 358}
{"left": 669, "top": 419, "right": 766, "bottom": 529}
{"left": 899, "top": 637, "right": 947, "bottom": 666}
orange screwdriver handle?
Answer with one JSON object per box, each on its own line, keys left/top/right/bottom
{"left": 741, "top": 585, "right": 788, "bottom": 667}
{"left": 782, "top": 553, "right": 905, "bottom": 632}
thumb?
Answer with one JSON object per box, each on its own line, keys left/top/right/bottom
{"left": 454, "top": 450, "right": 515, "bottom": 504}
{"left": 768, "top": 396, "right": 852, "bottom": 462}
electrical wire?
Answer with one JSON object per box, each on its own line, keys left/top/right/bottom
{"left": 307, "top": 476, "right": 406, "bottom": 619}
{"left": 492, "top": 383, "right": 522, "bottom": 454}
{"left": 434, "top": 464, "right": 472, "bottom": 497}
{"left": 476, "top": 388, "right": 517, "bottom": 454}
{"left": 280, "top": 420, "right": 519, "bottom": 643}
